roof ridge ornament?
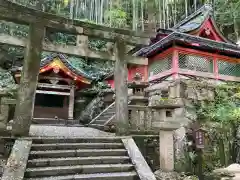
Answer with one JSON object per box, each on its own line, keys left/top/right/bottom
{"left": 203, "top": 3, "right": 213, "bottom": 15}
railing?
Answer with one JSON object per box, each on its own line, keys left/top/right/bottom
{"left": 88, "top": 101, "right": 115, "bottom": 125}
{"left": 103, "top": 100, "right": 132, "bottom": 127}
{"left": 148, "top": 48, "right": 240, "bottom": 82}
{"left": 148, "top": 53, "right": 172, "bottom": 77}
{"left": 128, "top": 105, "right": 155, "bottom": 132}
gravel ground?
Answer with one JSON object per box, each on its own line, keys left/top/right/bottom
{"left": 29, "top": 125, "right": 114, "bottom": 137}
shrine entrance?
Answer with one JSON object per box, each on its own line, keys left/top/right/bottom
{"left": 34, "top": 91, "right": 69, "bottom": 120}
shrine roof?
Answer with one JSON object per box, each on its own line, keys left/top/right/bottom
{"left": 171, "top": 4, "right": 211, "bottom": 33}
{"left": 11, "top": 53, "right": 108, "bottom": 81}
{"left": 39, "top": 54, "right": 95, "bottom": 80}
{"left": 135, "top": 4, "right": 238, "bottom": 58}
{"left": 134, "top": 32, "right": 240, "bottom": 58}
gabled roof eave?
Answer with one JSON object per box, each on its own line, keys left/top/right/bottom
{"left": 137, "top": 32, "right": 240, "bottom": 57}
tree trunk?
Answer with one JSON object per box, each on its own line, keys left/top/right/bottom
{"left": 141, "top": 0, "right": 144, "bottom": 31}
{"left": 12, "top": 23, "right": 45, "bottom": 136}
{"left": 132, "top": 0, "right": 137, "bottom": 31}
{"left": 185, "top": 0, "right": 188, "bottom": 17}
{"left": 114, "top": 36, "right": 129, "bottom": 135}
{"left": 219, "top": 138, "right": 226, "bottom": 166}
{"left": 147, "top": 0, "right": 156, "bottom": 32}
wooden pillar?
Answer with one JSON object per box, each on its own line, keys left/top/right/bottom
{"left": 12, "top": 23, "right": 45, "bottom": 136}
{"left": 114, "top": 36, "right": 129, "bottom": 135}
{"left": 213, "top": 57, "right": 219, "bottom": 80}
{"left": 68, "top": 85, "right": 75, "bottom": 120}
{"left": 172, "top": 49, "right": 179, "bottom": 80}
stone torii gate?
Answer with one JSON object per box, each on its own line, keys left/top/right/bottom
{"left": 0, "top": 0, "right": 150, "bottom": 136}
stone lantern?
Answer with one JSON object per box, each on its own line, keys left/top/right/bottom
{"left": 149, "top": 97, "right": 183, "bottom": 173}
{"left": 128, "top": 73, "right": 149, "bottom": 106}
{"left": 128, "top": 73, "right": 149, "bottom": 132}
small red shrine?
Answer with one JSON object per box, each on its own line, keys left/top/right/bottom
{"left": 106, "top": 4, "right": 240, "bottom": 87}
{"left": 12, "top": 54, "right": 93, "bottom": 120}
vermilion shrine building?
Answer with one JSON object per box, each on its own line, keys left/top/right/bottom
{"left": 106, "top": 5, "right": 240, "bottom": 87}
{"left": 12, "top": 54, "right": 94, "bottom": 120}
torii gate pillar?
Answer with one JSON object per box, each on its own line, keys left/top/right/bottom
{"left": 114, "top": 36, "right": 129, "bottom": 135}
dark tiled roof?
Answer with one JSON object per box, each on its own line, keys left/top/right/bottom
{"left": 171, "top": 4, "right": 234, "bottom": 44}
{"left": 150, "top": 5, "right": 211, "bottom": 45}
{"left": 172, "top": 4, "right": 212, "bottom": 32}
{"left": 134, "top": 32, "right": 240, "bottom": 57}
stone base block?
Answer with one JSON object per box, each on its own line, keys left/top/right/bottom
{"left": 154, "top": 169, "right": 181, "bottom": 180}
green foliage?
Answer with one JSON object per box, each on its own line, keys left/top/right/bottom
{"left": 105, "top": 8, "right": 127, "bottom": 28}
{"left": 66, "top": 56, "right": 113, "bottom": 80}
{"left": 175, "top": 81, "right": 240, "bottom": 177}
{"left": 191, "top": 82, "right": 240, "bottom": 175}
{"left": 195, "top": 83, "right": 240, "bottom": 124}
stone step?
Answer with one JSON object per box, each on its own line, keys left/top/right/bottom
{"left": 89, "top": 124, "right": 105, "bottom": 130}
{"left": 102, "top": 112, "right": 115, "bottom": 115}
{"left": 32, "top": 119, "right": 81, "bottom": 126}
{"left": 29, "top": 149, "right": 128, "bottom": 159}
{"left": 31, "top": 143, "right": 124, "bottom": 150}
{"left": 106, "top": 110, "right": 115, "bottom": 113}
{"left": 32, "top": 137, "right": 122, "bottom": 144}
{"left": 94, "top": 120, "right": 108, "bottom": 125}
{"left": 25, "top": 164, "right": 134, "bottom": 177}
{"left": 99, "top": 114, "right": 114, "bottom": 119}
{"left": 25, "top": 171, "right": 138, "bottom": 180}
{"left": 28, "top": 156, "right": 130, "bottom": 167}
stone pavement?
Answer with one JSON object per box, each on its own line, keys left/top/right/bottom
{"left": 29, "top": 125, "right": 114, "bottom": 137}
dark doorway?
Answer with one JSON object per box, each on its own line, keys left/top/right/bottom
{"left": 35, "top": 94, "right": 65, "bottom": 107}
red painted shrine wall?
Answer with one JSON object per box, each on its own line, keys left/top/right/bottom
{"left": 106, "top": 65, "right": 148, "bottom": 89}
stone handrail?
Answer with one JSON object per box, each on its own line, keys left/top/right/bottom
{"left": 122, "top": 137, "right": 156, "bottom": 180}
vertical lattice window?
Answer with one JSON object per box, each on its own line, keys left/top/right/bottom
{"left": 218, "top": 60, "right": 240, "bottom": 77}
{"left": 148, "top": 54, "right": 172, "bottom": 76}
{"left": 179, "top": 53, "right": 213, "bottom": 73}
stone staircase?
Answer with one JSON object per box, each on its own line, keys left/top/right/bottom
{"left": 16, "top": 136, "right": 155, "bottom": 180}
{"left": 88, "top": 102, "right": 115, "bottom": 130}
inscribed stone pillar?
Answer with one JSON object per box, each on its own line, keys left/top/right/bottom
{"left": 114, "top": 36, "right": 129, "bottom": 135}
{"left": 158, "top": 122, "right": 180, "bottom": 172}
{"left": 68, "top": 85, "right": 75, "bottom": 120}
{"left": 12, "top": 23, "right": 45, "bottom": 136}
{"left": 159, "top": 130, "right": 175, "bottom": 172}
